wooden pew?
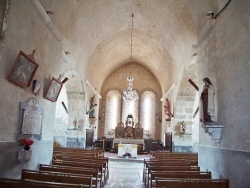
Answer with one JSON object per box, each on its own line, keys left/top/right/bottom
{"left": 150, "top": 151, "right": 198, "bottom": 159}
{"left": 55, "top": 157, "right": 109, "bottom": 182}
{"left": 39, "top": 164, "right": 100, "bottom": 188}
{"left": 149, "top": 171, "right": 211, "bottom": 188}
{"left": 0, "top": 177, "right": 83, "bottom": 188}
{"left": 53, "top": 147, "right": 104, "bottom": 157}
{"left": 52, "top": 161, "right": 105, "bottom": 187}
{"left": 155, "top": 178, "right": 229, "bottom": 188}
{"left": 53, "top": 152, "right": 102, "bottom": 160}
{"left": 21, "top": 169, "right": 93, "bottom": 188}
{"left": 145, "top": 165, "right": 200, "bottom": 188}
{"left": 143, "top": 160, "right": 197, "bottom": 183}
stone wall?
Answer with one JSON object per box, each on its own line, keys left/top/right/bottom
{"left": 0, "top": 140, "right": 53, "bottom": 178}
{"left": 196, "top": 1, "right": 250, "bottom": 187}
{"left": 0, "top": 0, "right": 86, "bottom": 177}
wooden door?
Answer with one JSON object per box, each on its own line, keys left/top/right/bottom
{"left": 86, "top": 129, "right": 94, "bottom": 148}
{"left": 165, "top": 132, "right": 172, "bottom": 152}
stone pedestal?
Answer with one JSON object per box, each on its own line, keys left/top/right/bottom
{"left": 202, "top": 122, "right": 223, "bottom": 144}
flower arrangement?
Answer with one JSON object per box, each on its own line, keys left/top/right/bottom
{"left": 123, "top": 152, "right": 131, "bottom": 157}
{"left": 21, "top": 138, "right": 34, "bottom": 150}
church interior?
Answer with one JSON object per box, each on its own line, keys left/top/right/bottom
{"left": 0, "top": 0, "right": 249, "bottom": 187}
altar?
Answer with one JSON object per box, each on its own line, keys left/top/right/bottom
{"left": 113, "top": 138, "right": 144, "bottom": 152}
{"left": 113, "top": 114, "right": 144, "bottom": 152}
{"left": 118, "top": 144, "right": 137, "bottom": 158}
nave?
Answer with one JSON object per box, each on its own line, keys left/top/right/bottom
{"left": 104, "top": 160, "right": 144, "bottom": 188}
{"left": 0, "top": 147, "right": 230, "bottom": 188}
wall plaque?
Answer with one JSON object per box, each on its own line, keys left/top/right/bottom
{"left": 20, "top": 98, "right": 43, "bottom": 136}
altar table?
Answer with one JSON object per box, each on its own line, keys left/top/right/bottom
{"left": 118, "top": 144, "right": 137, "bottom": 158}
{"left": 113, "top": 138, "right": 145, "bottom": 149}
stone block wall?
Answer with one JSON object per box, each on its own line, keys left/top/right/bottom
{"left": 0, "top": 140, "right": 53, "bottom": 178}
{"left": 196, "top": 1, "right": 250, "bottom": 187}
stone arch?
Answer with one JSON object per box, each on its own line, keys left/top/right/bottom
{"left": 173, "top": 64, "right": 199, "bottom": 151}
{"left": 53, "top": 85, "right": 68, "bottom": 146}
{"left": 59, "top": 70, "right": 85, "bottom": 148}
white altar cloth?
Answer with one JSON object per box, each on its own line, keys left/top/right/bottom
{"left": 118, "top": 144, "right": 137, "bottom": 158}
{"left": 113, "top": 138, "right": 144, "bottom": 149}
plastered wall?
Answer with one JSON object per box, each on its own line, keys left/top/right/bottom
{"left": 196, "top": 1, "right": 250, "bottom": 187}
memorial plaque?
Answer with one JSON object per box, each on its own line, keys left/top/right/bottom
{"left": 20, "top": 98, "right": 43, "bottom": 135}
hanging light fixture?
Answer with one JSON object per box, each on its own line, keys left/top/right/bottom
{"left": 122, "top": 13, "right": 138, "bottom": 104}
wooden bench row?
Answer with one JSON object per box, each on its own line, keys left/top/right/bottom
{"left": 150, "top": 151, "right": 198, "bottom": 160}
{"left": 145, "top": 152, "right": 229, "bottom": 188}
{"left": 150, "top": 171, "right": 211, "bottom": 188}
{"left": 21, "top": 169, "right": 93, "bottom": 187}
{"left": 52, "top": 160, "right": 108, "bottom": 186}
{"left": 144, "top": 165, "right": 200, "bottom": 188}
{"left": 155, "top": 178, "right": 229, "bottom": 188}
{"left": 53, "top": 147, "right": 104, "bottom": 157}
{"left": 53, "top": 147, "right": 109, "bottom": 188}
{"left": 40, "top": 164, "right": 100, "bottom": 188}
{"left": 0, "top": 147, "right": 108, "bottom": 188}
{"left": 0, "top": 177, "right": 85, "bottom": 188}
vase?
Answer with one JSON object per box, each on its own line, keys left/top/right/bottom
{"left": 24, "top": 145, "right": 30, "bottom": 150}
{"left": 18, "top": 149, "right": 32, "bottom": 162}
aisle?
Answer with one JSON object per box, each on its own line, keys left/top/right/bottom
{"left": 104, "top": 160, "right": 144, "bottom": 188}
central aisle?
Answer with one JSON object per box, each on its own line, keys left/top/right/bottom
{"left": 104, "top": 160, "right": 144, "bottom": 188}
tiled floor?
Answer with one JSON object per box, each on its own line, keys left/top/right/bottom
{"left": 104, "top": 153, "right": 149, "bottom": 188}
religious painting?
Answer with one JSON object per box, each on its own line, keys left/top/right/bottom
{"left": 44, "top": 77, "right": 63, "bottom": 102}
{"left": 7, "top": 51, "right": 39, "bottom": 87}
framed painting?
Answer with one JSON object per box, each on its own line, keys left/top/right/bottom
{"left": 7, "top": 51, "right": 39, "bottom": 87}
{"left": 44, "top": 77, "right": 63, "bottom": 102}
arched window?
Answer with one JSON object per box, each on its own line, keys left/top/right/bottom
{"left": 105, "top": 90, "right": 121, "bottom": 133}
{"left": 122, "top": 98, "right": 139, "bottom": 124}
{"left": 140, "top": 91, "right": 155, "bottom": 136}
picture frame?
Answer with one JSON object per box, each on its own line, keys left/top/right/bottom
{"left": 44, "top": 77, "right": 63, "bottom": 102}
{"left": 7, "top": 51, "right": 39, "bottom": 87}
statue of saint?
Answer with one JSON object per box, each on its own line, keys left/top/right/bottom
{"left": 89, "top": 94, "right": 96, "bottom": 118}
{"left": 73, "top": 117, "right": 77, "bottom": 128}
{"left": 164, "top": 98, "right": 171, "bottom": 121}
{"left": 200, "top": 77, "right": 215, "bottom": 123}
{"left": 181, "top": 120, "right": 186, "bottom": 134}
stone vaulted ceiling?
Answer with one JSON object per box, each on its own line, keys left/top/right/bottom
{"left": 39, "top": 0, "right": 225, "bottom": 94}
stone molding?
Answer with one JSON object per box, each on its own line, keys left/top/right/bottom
{"left": 201, "top": 122, "right": 223, "bottom": 144}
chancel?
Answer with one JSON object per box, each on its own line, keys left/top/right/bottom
{"left": 0, "top": 1, "right": 249, "bottom": 188}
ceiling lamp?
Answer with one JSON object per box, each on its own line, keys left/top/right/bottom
{"left": 122, "top": 14, "right": 138, "bottom": 104}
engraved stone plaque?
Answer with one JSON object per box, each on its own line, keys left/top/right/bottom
{"left": 20, "top": 98, "right": 43, "bottom": 135}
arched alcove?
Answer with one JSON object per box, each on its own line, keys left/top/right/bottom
{"left": 54, "top": 70, "right": 85, "bottom": 148}
{"left": 170, "top": 64, "right": 199, "bottom": 152}
{"left": 98, "top": 62, "right": 161, "bottom": 139}
{"left": 54, "top": 85, "right": 68, "bottom": 146}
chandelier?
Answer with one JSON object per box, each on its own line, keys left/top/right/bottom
{"left": 122, "top": 13, "right": 138, "bottom": 104}
{"left": 123, "top": 75, "right": 138, "bottom": 103}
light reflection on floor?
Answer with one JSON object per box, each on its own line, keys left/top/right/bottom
{"left": 104, "top": 153, "right": 149, "bottom": 188}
